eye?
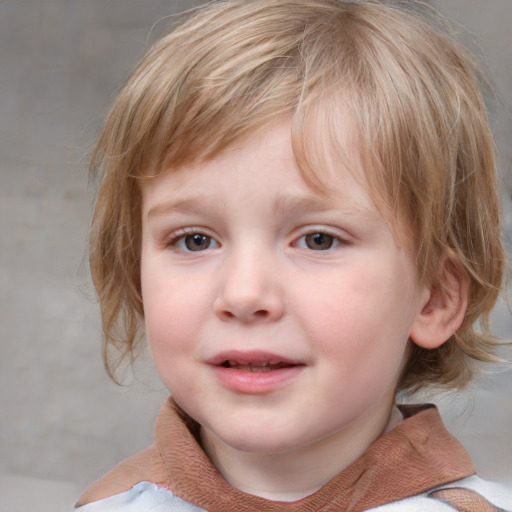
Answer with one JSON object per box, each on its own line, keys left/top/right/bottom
{"left": 172, "top": 232, "right": 219, "bottom": 252}
{"left": 295, "top": 232, "right": 342, "bottom": 251}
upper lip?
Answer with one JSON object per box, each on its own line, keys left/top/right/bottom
{"left": 207, "top": 350, "right": 303, "bottom": 366}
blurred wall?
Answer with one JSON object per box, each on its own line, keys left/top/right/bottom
{"left": 0, "top": 0, "right": 205, "bottom": 494}
{"left": 0, "top": 0, "right": 511, "bottom": 504}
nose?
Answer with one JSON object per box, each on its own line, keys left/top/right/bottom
{"left": 213, "top": 249, "right": 284, "bottom": 323}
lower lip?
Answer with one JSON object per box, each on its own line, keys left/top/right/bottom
{"left": 211, "top": 365, "right": 304, "bottom": 394}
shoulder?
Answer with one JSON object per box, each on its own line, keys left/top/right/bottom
{"left": 75, "top": 481, "right": 207, "bottom": 511}
{"left": 368, "top": 475, "right": 512, "bottom": 511}
{"left": 75, "top": 445, "right": 168, "bottom": 507}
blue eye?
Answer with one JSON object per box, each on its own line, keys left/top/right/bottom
{"left": 296, "top": 232, "right": 341, "bottom": 251}
{"left": 173, "top": 233, "right": 219, "bottom": 252}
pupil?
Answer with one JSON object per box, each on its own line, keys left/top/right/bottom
{"left": 306, "top": 233, "right": 333, "bottom": 250}
{"left": 185, "top": 234, "right": 209, "bottom": 251}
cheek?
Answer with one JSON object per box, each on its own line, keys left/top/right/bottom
{"left": 142, "top": 286, "right": 201, "bottom": 395}
{"left": 142, "top": 268, "right": 196, "bottom": 354}
{"left": 142, "top": 263, "right": 219, "bottom": 371}
{"left": 144, "top": 289, "right": 195, "bottom": 347}
{"left": 297, "top": 261, "right": 415, "bottom": 370}
{"left": 295, "top": 268, "right": 389, "bottom": 340}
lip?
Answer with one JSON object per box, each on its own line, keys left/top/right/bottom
{"left": 207, "top": 350, "right": 302, "bottom": 366}
{"left": 207, "top": 350, "right": 305, "bottom": 394}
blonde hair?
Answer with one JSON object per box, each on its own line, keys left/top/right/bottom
{"left": 89, "top": 0, "right": 506, "bottom": 391}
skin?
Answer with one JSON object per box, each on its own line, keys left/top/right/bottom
{"left": 139, "top": 118, "right": 433, "bottom": 501}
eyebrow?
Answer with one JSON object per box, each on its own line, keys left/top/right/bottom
{"left": 272, "top": 195, "right": 336, "bottom": 216}
{"left": 272, "top": 194, "right": 377, "bottom": 220}
{"left": 147, "top": 193, "right": 376, "bottom": 221}
{"left": 147, "top": 195, "right": 226, "bottom": 219}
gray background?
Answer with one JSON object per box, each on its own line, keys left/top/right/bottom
{"left": 0, "top": 1, "right": 511, "bottom": 511}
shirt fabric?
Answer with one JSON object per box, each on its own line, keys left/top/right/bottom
{"left": 76, "top": 398, "right": 512, "bottom": 511}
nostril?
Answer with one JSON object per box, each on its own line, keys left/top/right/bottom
{"left": 220, "top": 309, "right": 269, "bottom": 320}
{"left": 214, "top": 291, "right": 283, "bottom": 322}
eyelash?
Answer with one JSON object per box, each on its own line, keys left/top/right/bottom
{"left": 165, "top": 228, "right": 347, "bottom": 253}
{"left": 165, "top": 228, "right": 220, "bottom": 252}
{"left": 293, "top": 229, "right": 345, "bottom": 251}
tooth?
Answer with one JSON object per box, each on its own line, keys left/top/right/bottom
{"left": 223, "top": 360, "right": 288, "bottom": 371}
{"left": 250, "top": 365, "right": 271, "bottom": 372}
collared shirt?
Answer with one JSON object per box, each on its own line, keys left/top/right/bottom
{"left": 76, "top": 399, "right": 512, "bottom": 511}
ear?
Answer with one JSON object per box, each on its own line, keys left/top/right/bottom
{"left": 410, "top": 259, "right": 469, "bottom": 350}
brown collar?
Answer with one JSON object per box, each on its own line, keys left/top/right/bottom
{"left": 78, "top": 398, "right": 475, "bottom": 511}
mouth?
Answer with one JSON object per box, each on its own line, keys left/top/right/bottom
{"left": 208, "top": 350, "right": 304, "bottom": 372}
{"left": 208, "top": 351, "right": 305, "bottom": 394}
{"left": 219, "top": 360, "right": 297, "bottom": 372}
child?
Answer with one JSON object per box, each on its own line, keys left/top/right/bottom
{"left": 76, "top": 0, "right": 511, "bottom": 510}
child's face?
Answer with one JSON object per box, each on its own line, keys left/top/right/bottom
{"left": 140, "top": 118, "right": 429, "bottom": 458}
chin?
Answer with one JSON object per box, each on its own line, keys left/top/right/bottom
{"left": 208, "top": 423, "right": 312, "bottom": 455}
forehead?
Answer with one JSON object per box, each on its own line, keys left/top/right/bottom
{"left": 142, "top": 117, "right": 378, "bottom": 222}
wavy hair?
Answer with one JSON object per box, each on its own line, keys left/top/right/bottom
{"left": 89, "top": 0, "right": 506, "bottom": 391}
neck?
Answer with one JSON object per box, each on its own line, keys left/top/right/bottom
{"left": 200, "top": 404, "right": 402, "bottom": 501}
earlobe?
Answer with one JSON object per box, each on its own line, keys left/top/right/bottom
{"left": 410, "top": 260, "right": 469, "bottom": 350}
